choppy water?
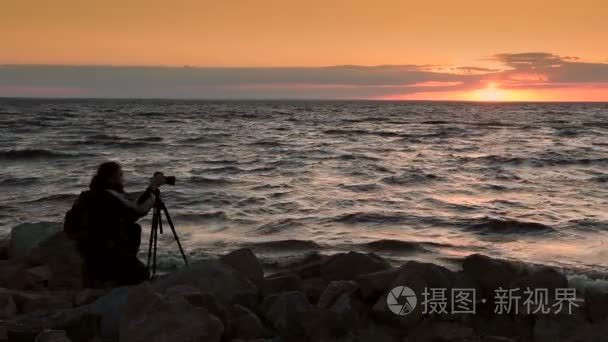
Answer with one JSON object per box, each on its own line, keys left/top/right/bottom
{"left": 1, "top": 99, "right": 607, "bottom": 276}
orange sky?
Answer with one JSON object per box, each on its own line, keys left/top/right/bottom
{"left": 1, "top": 0, "right": 607, "bottom": 100}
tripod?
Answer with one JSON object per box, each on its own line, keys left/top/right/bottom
{"left": 147, "top": 189, "right": 188, "bottom": 276}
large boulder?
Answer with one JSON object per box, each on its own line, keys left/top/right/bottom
{"left": 34, "top": 330, "right": 70, "bottom": 342}
{"left": 89, "top": 286, "right": 131, "bottom": 339}
{"left": 9, "top": 222, "right": 62, "bottom": 260}
{"left": 462, "top": 254, "right": 523, "bottom": 298}
{"left": 0, "top": 237, "right": 9, "bottom": 260}
{"left": 317, "top": 280, "right": 358, "bottom": 309}
{"left": 320, "top": 252, "right": 391, "bottom": 281}
{"left": 219, "top": 248, "right": 264, "bottom": 288}
{"left": 5, "top": 305, "right": 99, "bottom": 342}
{"left": 0, "top": 260, "right": 28, "bottom": 289}
{"left": 513, "top": 265, "right": 568, "bottom": 291}
{"left": 0, "top": 288, "right": 73, "bottom": 316}
{"left": 356, "top": 267, "right": 401, "bottom": 300}
{"left": 27, "top": 232, "right": 85, "bottom": 290}
{"left": 262, "top": 273, "right": 303, "bottom": 296}
{"left": 260, "top": 291, "right": 313, "bottom": 337}
{"left": 118, "top": 283, "right": 224, "bottom": 342}
{"left": 0, "top": 291, "right": 18, "bottom": 319}
{"left": 153, "top": 260, "right": 259, "bottom": 307}
{"left": 301, "top": 277, "right": 328, "bottom": 304}
{"left": 585, "top": 287, "right": 608, "bottom": 323}
{"left": 229, "top": 304, "right": 271, "bottom": 339}
{"left": 371, "top": 261, "right": 455, "bottom": 328}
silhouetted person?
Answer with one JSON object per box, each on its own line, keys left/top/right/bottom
{"left": 64, "top": 161, "right": 166, "bottom": 287}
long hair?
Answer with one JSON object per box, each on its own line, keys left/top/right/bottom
{"left": 89, "top": 161, "right": 123, "bottom": 192}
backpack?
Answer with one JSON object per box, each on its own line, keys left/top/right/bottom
{"left": 64, "top": 191, "right": 93, "bottom": 242}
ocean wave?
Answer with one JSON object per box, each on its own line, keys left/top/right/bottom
{"left": 252, "top": 218, "right": 304, "bottom": 234}
{"left": 340, "top": 183, "right": 381, "bottom": 192}
{"left": 563, "top": 219, "right": 608, "bottom": 232}
{"left": 244, "top": 239, "right": 322, "bottom": 251}
{"left": 0, "top": 176, "right": 40, "bottom": 186}
{"left": 590, "top": 175, "right": 608, "bottom": 183}
{"left": 199, "top": 166, "right": 244, "bottom": 174}
{"left": 189, "top": 176, "right": 233, "bottom": 186}
{"left": 78, "top": 134, "right": 163, "bottom": 147}
{"left": 0, "top": 149, "right": 89, "bottom": 160}
{"left": 336, "top": 153, "right": 381, "bottom": 161}
{"left": 358, "top": 239, "right": 431, "bottom": 253}
{"left": 466, "top": 154, "right": 608, "bottom": 167}
{"left": 175, "top": 211, "right": 228, "bottom": 222}
{"left": 555, "top": 129, "right": 580, "bottom": 137}
{"left": 329, "top": 212, "right": 411, "bottom": 225}
{"left": 465, "top": 218, "right": 556, "bottom": 235}
{"left": 323, "top": 129, "right": 402, "bottom": 138}
{"left": 421, "top": 120, "right": 450, "bottom": 124}
{"left": 381, "top": 172, "right": 440, "bottom": 185}
{"left": 25, "top": 193, "right": 79, "bottom": 203}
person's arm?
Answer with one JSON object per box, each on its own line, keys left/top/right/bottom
{"left": 106, "top": 188, "right": 156, "bottom": 219}
{"left": 106, "top": 174, "right": 166, "bottom": 220}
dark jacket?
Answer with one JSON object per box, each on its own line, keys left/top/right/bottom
{"left": 65, "top": 187, "right": 155, "bottom": 286}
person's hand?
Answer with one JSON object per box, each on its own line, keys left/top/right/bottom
{"left": 148, "top": 173, "right": 166, "bottom": 190}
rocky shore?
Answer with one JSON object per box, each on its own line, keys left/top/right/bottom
{"left": 1, "top": 222, "right": 607, "bottom": 342}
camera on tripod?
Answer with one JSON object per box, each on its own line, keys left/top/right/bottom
{"left": 147, "top": 172, "right": 187, "bottom": 276}
{"left": 153, "top": 172, "right": 176, "bottom": 186}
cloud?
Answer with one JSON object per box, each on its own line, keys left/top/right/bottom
{"left": 494, "top": 53, "right": 608, "bottom": 84}
{"left": 1, "top": 53, "right": 607, "bottom": 99}
{"left": 0, "top": 64, "right": 480, "bottom": 99}
{"left": 494, "top": 52, "right": 564, "bottom": 69}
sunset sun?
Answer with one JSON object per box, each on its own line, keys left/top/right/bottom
{"left": 471, "top": 82, "right": 510, "bottom": 101}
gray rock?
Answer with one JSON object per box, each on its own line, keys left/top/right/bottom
{"left": 220, "top": 248, "right": 264, "bottom": 288}
{"left": 514, "top": 265, "right": 568, "bottom": 291}
{"left": 533, "top": 318, "right": 560, "bottom": 342}
{"left": 9, "top": 222, "right": 62, "bottom": 260}
{"left": 317, "top": 280, "right": 358, "bottom": 309}
{"left": 260, "top": 291, "right": 313, "bottom": 337}
{"left": 462, "top": 254, "right": 523, "bottom": 298}
{"left": 321, "top": 252, "right": 391, "bottom": 281}
{"left": 73, "top": 289, "right": 107, "bottom": 307}
{"left": 89, "top": 286, "right": 131, "bottom": 339}
{"left": 27, "top": 232, "right": 85, "bottom": 290}
{"left": 408, "top": 320, "right": 475, "bottom": 342}
{"left": 0, "top": 237, "right": 9, "bottom": 260}
{"left": 0, "top": 291, "right": 17, "bottom": 319}
{"left": 585, "top": 287, "right": 608, "bottom": 323}
{"left": 0, "top": 324, "right": 6, "bottom": 342}
{"left": 0, "top": 260, "right": 28, "bottom": 289}
{"left": 262, "top": 273, "right": 303, "bottom": 296}
{"left": 230, "top": 304, "right": 271, "bottom": 339}
{"left": 301, "top": 277, "right": 327, "bottom": 304}
{"left": 118, "top": 282, "right": 224, "bottom": 342}
{"left": 371, "top": 261, "right": 454, "bottom": 329}
{"left": 6, "top": 305, "right": 99, "bottom": 342}
{"left": 356, "top": 267, "right": 401, "bottom": 300}
{"left": 0, "top": 288, "right": 74, "bottom": 316}
{"left": 34, "top": 330, "right": 71, "bottom": 342}
{"left": 183, "top": 292, "right": 231, "bottom": 332}
{"left": 154, "top": 260, "right": 259, "bottom": 307}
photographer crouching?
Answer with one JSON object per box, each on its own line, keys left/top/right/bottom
{"left": 64, "top": 161, "right": 169, "bottom": 287}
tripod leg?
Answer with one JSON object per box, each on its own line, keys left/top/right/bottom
{"left": 147, "top": 206, "right": 158, "bottom": 270}
{"left": 161, "top": 203, "right": 189, "bottom": 266}
{"left": 153, "top": 209, "right": 159, "bottom": 276}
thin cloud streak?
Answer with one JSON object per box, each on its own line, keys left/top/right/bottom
{"left": 1, "top": 53, "right": 607, "bottom": 100}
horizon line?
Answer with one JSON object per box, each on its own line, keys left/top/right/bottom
{"left": 1, "top": 96, "right": 607, "bottom": 104}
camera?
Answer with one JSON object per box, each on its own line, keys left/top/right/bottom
{"left": 154, "top": 172, "right": 176, "bottom": 185}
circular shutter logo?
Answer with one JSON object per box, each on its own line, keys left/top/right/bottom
{"left": 387, "top": 286, "right": 417, "bottom": 315}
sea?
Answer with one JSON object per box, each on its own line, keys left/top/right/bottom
{"left": 1, "top": 99, "right": 607, "bottom": 280}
